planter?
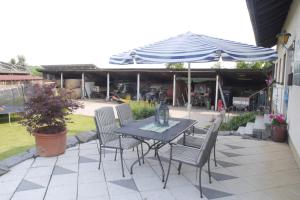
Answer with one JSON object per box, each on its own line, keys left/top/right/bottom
{"left": 271, "top": 125, "right": 287, "bottom": 142}
{"left": 34, "top": 129, "right": 67, "bottom": 157}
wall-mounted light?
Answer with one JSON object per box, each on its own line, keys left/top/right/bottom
{"left": 276, "top": 31, "right": 291, "bottom": 46}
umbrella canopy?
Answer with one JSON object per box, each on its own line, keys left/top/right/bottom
{"left": 110, "top": 32, "right": 277, "bottom": 64}
{"left": 109, "top": 32, "right": 277, "bottom": 116}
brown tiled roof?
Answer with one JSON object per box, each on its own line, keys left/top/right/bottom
{"left": 0, "top": 75, "right": 42, "bottom": 81}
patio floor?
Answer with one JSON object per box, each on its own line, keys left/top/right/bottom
{"left": 1, "top": 136, "right": 300, "bottom": 200}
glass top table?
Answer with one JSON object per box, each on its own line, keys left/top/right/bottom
{"left": 115, "top": 116, "right": 197, "bottom": 181}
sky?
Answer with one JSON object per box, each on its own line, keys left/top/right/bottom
{"left": 0, "top": 0, "right": 255, "bottom": 68}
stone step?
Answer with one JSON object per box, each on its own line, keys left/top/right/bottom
{"left": 253, "top": 115, "right": 271, "bottom": 140}
{"left": 237, "top": 126, "right": 246, "bottom": 135}
{"left": 254, "top": 116, "right": 266, "bottom": 130}
{"left": 244, "top": 122, "right": 254, "bottom": 135}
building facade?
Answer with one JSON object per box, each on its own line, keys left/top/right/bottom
{"left": 247, "top": 0, "right": 300, "bottom": 165}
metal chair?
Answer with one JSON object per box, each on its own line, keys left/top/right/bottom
{"left": 94, "top": 107, "right": 141, "bottom": 177}
{"left": 116, "top": 103, "right": 134, "bottom": 126}
{"left": 163, "top": 119, "right": 220, "bottom": 198}
{"left": 176, "top": 111, "right": 225, "bottom": 167}
{"left": 116, "top": 103, "right": 145, "bottom": 164}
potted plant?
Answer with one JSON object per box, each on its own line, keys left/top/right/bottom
{"left": 269, "top": 114, "right": 287, "bottom": 142}
{"left": 20, "top": 83, "right": 82, "bottom": 157}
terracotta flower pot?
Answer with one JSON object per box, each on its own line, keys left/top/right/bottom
{"left": 271, "top": 125, "right": 287, "bottom": 142}
{"left": 34, "top": 129, "right": 67, "bottom": 157}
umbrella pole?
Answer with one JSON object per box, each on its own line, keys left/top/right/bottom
{"left": 187, "top": 63, "right": 191, "bottom": 118}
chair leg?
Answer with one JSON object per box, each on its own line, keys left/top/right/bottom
{"left": 178, "top": 162, "right": 182, "bottom": 175}
{"left": 141, "top": 143, "right": 145, "bottom": 164}
{"left": 213, "top": 145, "right": 217, "bottom": 167}
{"left": 163, "top": 158, "right": 172, "bottom": 189}
{"left": 98, "top": 146, "right": 102, "bottom": 170}
{"left": 136, "top": 145, "right": 141, "bottom": 166}
{"left": 199, "top": 167, "right": 203, "bottom": 198}
{"left": 208, "top": 158, "right": 212, "bottom": 184}
{"left": 120, "top": 149, "right": 125, "bottom": 177}
{"left": 114, "top": 149, "right": 118, "bottom": 161}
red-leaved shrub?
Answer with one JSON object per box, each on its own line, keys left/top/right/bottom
{"left": 20, "top": 83, "right": 83, "bottom": 134}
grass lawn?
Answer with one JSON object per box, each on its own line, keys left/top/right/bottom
{"left": 0, "top": 114, "right": 95, "bottom": 160}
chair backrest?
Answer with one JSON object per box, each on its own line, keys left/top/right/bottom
{"left": 116, "top": 103, "right": 134, "bottom": 126}
{"left": 213, "top": 116, "right": 223, "bottom": 134}
{"left": 197, "top": 116, "right": 222, "bottom": 167}
{"left": 94, "top": 107, "right": 119, "bottom": 145}
{"left": 197, "top": 122, "right": 215, "bottom": 166}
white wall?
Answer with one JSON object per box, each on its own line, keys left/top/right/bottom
{"left": 277, "top": 0, "right": 300, "bottom": 159}
{"left": 287, "top": 86, "right": 300, "bottom": 156}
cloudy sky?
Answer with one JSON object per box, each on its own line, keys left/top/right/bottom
{"left": 0, "top": 0, "right": 255, "bottom": 68}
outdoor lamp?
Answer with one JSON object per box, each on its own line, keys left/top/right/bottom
{"left": 277, "top": 31, "right": 291, "bottom": 46}
{"left": 155, "top": 101, "right": 169, "bottom": 127}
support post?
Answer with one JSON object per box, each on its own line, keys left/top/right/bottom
{"left": 218, "top": 80, "right": 227, "bottom": 110}
{"left": 81, "top": 73, "right": 85, "bottom": 99}
{"left": 187, "top": 63, "right": 191, "bottom": 117}
{"left": 106, "top": 72, "right": 110, "bottom": 101}
{"left": 215, "top": 74, "right": 219, "bottom": 111}
{"left": 137, "top": 73, "right": 140, "bottom": 101}
{"left": 60, "top": 72, "right": 63, "bottom": 89}
{"left": 173, "top": 74, "right": 176, "bottom": 106}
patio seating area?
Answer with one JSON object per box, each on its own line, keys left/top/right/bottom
{"left": 1, "top": 134, "right": 299, "bottom": 200}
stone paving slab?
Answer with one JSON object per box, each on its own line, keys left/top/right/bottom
{"left": 0, "top": 136, "right": 299, "bottom": 200}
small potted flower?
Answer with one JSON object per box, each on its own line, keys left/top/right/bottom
{"left": 269, "top": 114, "right": 287, "bottom": 142}
{"left": 20, "top": 83, "right": 82, "bottom": 157}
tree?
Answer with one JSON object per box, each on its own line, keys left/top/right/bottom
{"left": 166, "top": 63, "right": 184, "bottom": 69}
{"left": 9, "top": 58, "right": 16, "bottom": 65}
{"left": 236, "top": 61, "right": 272, "bottom": 70}
{"left": 17, "top": 55, "right": 26, "bottom": 66}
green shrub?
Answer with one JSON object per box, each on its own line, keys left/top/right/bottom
{"left": 129, "top": 101, "right": 155, "bottom": 120}
{"left": 220, "top": 112, "right": 256, "bottom": 131}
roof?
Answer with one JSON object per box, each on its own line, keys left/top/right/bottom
{"left": 41, "top": 65, "right": 268, "bottom": 85}
{"left": 40, "top": 64, "right": 267, "bottom": 74}
{"left": 246, "top": 0, "right": 293, "bottom": 47}
{"left": 0, "top": 61, "right": 29, "bottom": 74}
{"left": 0, "top": 75, "right": 42, "bottom": 81}
{"left": 41, "top": 64, "right": 97, "bottom": 72}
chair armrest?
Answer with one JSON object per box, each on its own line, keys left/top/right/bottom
{"left": 172, "top": 143, "right": 203, "bottom": 151}
{"left": 193, "top": 126, "right": 209, "bottom": 135}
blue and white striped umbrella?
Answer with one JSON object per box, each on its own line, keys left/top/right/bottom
{"left": 109, "top": 32, "right": 277, "bottom": 64}
{"left": 109, "top": 32, "right": 277, "bottom": 114}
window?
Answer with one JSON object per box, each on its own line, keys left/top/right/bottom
{"left": 274, "top": 62, "right": 278, "bottom": 81}
{"left": 282, "top": 54, "right": 286, "bottom": 84}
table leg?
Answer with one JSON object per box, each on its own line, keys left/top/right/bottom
{"left": 156, "top": 150, "right": 165, "bottom": 182}
{"left": 130, "top": 140, "right": 151, "bottom": 174}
